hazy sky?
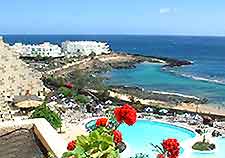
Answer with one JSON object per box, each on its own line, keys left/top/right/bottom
{"left": 1, "top": 0, "right": 225, "bottom": 36}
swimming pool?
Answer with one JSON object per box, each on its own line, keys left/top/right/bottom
{"left": 85, "top": 119, "right": 196, "bottom": 157}
{"left": 118, "top": 120, "right": 196, "bottom": 157}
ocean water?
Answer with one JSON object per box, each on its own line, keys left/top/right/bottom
{"left": 103, "top": 63, "right": 225, "bottom": 104}
{"left": 2, "top": 35, "right": 225, "bottom": 105}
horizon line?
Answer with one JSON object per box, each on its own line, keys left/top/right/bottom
{"left": 1, "top": 33, "right": 225, "bottom": 38}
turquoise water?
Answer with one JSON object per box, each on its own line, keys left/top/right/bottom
{"left": 103, "top": 63, "right": 225, "bottom": 105}
{"left": 118, "top": 120, "right": 196, "bottom": 157}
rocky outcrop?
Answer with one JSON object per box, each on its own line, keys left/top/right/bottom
{"left": 109, "top": 61, "right": 137, "bottom": 69}
{"left": 121, "top": 52, "right": 193, "bottom": 68}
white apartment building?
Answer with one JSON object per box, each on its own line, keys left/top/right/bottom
{"left": 61, "top": 41, "right": 111, "bottom": 57}
{"left": 11, "top": 42, "right": 63, "bottom": 58}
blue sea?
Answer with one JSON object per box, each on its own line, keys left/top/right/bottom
{"left": 2, "top": 35, "right": 225, "bottom": 106}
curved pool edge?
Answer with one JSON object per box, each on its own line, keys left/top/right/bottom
{"left": 80, "top": 117, "right": 199, "bottom": 158}
{"left": 80, "top": 117, "right": 198, "bottom": 136}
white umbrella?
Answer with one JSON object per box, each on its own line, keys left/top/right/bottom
{"left": 145, "top": 107, "right": 154, "bottom": 113}
{"left": 183, "top": 113, "right": 190, "bottom": 118}
{"left": 194, "top": 114, "right": 203, "bottom": 120}
{"left": 159, "top": 109, "right": 168, "bottom": 114}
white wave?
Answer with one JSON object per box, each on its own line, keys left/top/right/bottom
{"left": 180, "top": 74, "right": 225, "bottom": 85}
{"left": 164, "top": 68, "right": 225, "bottom": 85}
{"left": 151, "top": 90, "right": 200, "bottom": 100}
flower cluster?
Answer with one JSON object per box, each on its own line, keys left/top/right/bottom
{"left": 113, "top": 130, "right": 122, "bottom": 144}
{"left": 96, "top": 118, "right": 108, "bottom": 127}
{"left": 67, "top": 140, "right": 76, "bottom": 151}
{"left": 65, "top": 82, "right": 74, "bottom": 89}
{"left": 155, "top": 138, "right": 180, "bottom": 158}
{"left": 94, "top": 104, "right": 136, "bottom": 144}
{"left": 162, "top": 139, "right": 180, "bottom": 158}
{"left": 114, "top": 104, "right": 137, "bottom": 126}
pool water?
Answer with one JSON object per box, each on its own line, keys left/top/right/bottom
{"left": 86, "top": 120, "right": 225, "bottom": 158}
{"left": 191, "top": 138, "right": 225, "bottom": 158}
{"left": 118, "top": 120, "right": 196, "bottom": 157}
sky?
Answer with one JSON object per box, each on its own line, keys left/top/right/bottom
{"left": 0, "top": 0, "right": 225, "bottom": 36}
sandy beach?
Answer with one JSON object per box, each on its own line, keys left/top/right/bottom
{"left": 109, "top": 90, "right": 225, "bottom": 116}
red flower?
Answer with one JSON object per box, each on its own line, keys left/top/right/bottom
{"left": 113, "top": 130, "right": 122, "bottom": 144}
{"left": 114, "top": 104, "right": 137, "bottom": 126}
{"left": 162, "top": 138, "right": 180, "bottom": 158}
{"left": 96, "top": 118, "right": 108, "bottom": 127}
{"left": 65, "top": 83, "right": 73, "bottom": 89}
{"left": 67, "top": 140, "right": 76, "bottom": 151}
{"left": 157, "top": 154, "right": 165, "bottom": 158}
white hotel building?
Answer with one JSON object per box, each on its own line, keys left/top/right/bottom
{"left": 61, "top": 41, "right": 111, "bottom": 57}
{"left": 11, "top": 42, "right": 63, "bottom": 58}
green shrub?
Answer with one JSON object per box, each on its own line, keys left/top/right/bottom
{"left": 45, "top": 76, "right": 65, "bottom": 88}
{"left": 58, "top": 87, "right": 74, "bottom": 97}
{"left": 68, "top": 69, "right": 108, "bottom": 93}
{"left": 74, "top": 95, "right": 89, "bottom": 104}
{"left": 31, "top": 102, "right": 62, "bottom": 129}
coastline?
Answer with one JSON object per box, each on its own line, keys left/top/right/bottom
{"left": 33, "top": 51, "right": 224, "bottom": 116}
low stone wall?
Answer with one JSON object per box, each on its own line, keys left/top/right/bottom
{"left": 0, "top": 118, "right": 67, "bottom": 158}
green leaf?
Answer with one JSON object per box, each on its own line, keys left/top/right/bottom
{"left": 77, "top": 135, "right": 90, "bottom": 149}
{"left": 89, "top": 130, "right": 100, "bottom": 141}
{"left": 99, "top": 142, "right": 109, "bottom": 151}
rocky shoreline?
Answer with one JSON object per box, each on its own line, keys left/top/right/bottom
{"left": 110, "top": 85, "right": 207, "bottom": 105}
{"left": 107, "top": 51, "right": 193, "bottom": 69}
{"left": 122, "top": 52, "right": 193, "bottom": 68}
{"left": 75, "top": 52, "right": 193, "bottom": 73}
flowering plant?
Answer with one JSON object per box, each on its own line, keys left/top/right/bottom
{"left": 114, "top": 104, "right": 137, "bottom": 126}
{"left": 62, "top": 104, "right": 137, "bottom": 158}
{"left": 152, "top": 138, "right": 180, "bottom": 158}
{"left": 96, "top": 118, "right": 108, "bottom": 127}
{"left": 65, "top": 82, "right": 74, "bottom": 89}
